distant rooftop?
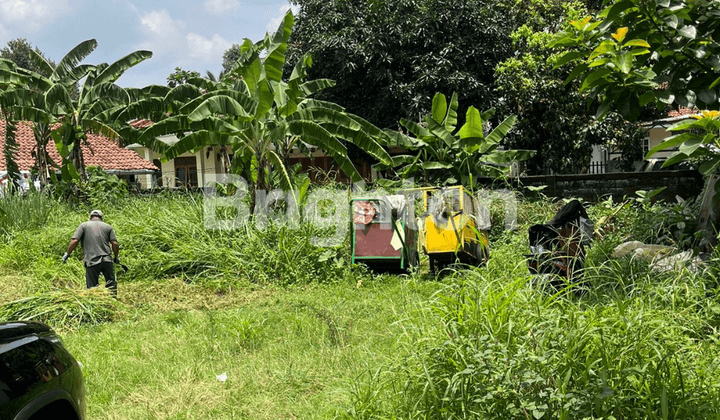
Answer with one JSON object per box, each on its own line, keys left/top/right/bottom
{"left": 0, "top": 120, "right": 158, "bottom": 174}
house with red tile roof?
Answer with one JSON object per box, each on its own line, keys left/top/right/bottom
{"left": 0, "top": 120, "right": 158, "bottom": 183}
{"left": 126, "top": 119, "right": 377, "bottom": 189}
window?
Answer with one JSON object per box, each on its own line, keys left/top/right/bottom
{"left": 174, "top": 157, "right": 198, "bottom": 188}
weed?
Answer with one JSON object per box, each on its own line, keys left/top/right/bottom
{"left": 2, "top": 191, "right": 719, "bottom": 419}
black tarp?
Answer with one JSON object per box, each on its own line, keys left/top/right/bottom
{"left": 548, "top": 199, "right": 588, "bottom": 227}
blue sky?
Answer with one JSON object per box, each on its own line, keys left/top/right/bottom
{"left": 0, "top": 0, "right": 298, "bottom": 87}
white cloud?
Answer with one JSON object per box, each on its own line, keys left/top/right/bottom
{"left": 0, "top": 0, "right": 68, "bottom": 32}
{"left": 266, "top": 4, "right": 299, "bottom": 32}
{"left": 140, "top": 9, "right": 184, "bottom": 36}
{"left": 203, "top": 0, "right": 240, "bottom": 15}
{"left": 135, "top": 9, "right": 187, "bottom": 59}
{"left": 186, "top": 33, "right": 233, "bottom": 61}
{"left": 114, "top": 0, "right": 140, "bottom": 16}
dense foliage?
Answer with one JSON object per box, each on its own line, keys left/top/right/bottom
{"left": 0, "top": 38, "right": 55, "bottom": 77}
{"left": 221, "top": 44, "right": 242, "bottom": 75}
{"left": 551, "top": 0, "right": 720, "bottom": 177}
{"left": 166, "top": 67, "right": 201, "bottom": 88}
{"left": 287, "top": 0, "right": 516, "bottom": 130}
{"left": 377, "top": 92, "right": 534, "bottom": 185}
{"left": 495, "top": 2, "right": 655, "bottom": 174}
{"left": 289, "top": 0, "right": 658, "bottom": 174}
{"left": 552, "top": 0, "right": 720, "bottom": 119}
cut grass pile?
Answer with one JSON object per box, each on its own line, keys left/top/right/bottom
{"left": 0, "top": 287, "right": 119, "bottom": 331}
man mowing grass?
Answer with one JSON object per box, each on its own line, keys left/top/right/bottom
{"left": 62, "top": 209, "right": 120, "bottom": 296}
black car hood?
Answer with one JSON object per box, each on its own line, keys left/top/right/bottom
{"left": 0, "top": 322, "right": 52, "bottom": 344}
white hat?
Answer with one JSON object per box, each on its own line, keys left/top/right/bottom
{"left": 89, "top": 209, "right": 103, "bottom": 218}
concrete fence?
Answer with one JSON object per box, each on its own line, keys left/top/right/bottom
{"left": 484, "top": 170, "right": 704, "bottom": 202}
{"left": 504, "top": 170, "right": 703, "bottom": 203}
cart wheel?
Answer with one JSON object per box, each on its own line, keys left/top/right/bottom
{"left": 475, "top": 243, "right": 488, "bottom": 266}
{"left": 429, "top": 256, "right": 437, "bottom": 274}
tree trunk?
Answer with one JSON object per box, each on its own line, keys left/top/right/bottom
{"left": 37, "top": 141, "right": 50, "bottom": 186}
{"left": 33, "top": 124, "right": 52, "bottom": 187}
{"left": 69, "top": 138, "right": 86, "bottom": 180}
{"left": 3, "top": 116, "right": 21, "bottom": 191}
{"left": 697, "top": 174, "right": 720, "bottom": 253}
{"left": 254, "top": 160, "right": 267, "bottom": 215}
{"left": 219, "top": 145, "right": 230, "bottom": 174}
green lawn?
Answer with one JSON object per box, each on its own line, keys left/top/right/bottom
{"left": 2, "top": 192, "right": 720, "bottom": 419}
{"left": 61, "top": 278, "right": 438, "bottom": 420}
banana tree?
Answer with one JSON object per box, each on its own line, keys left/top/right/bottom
{"left": 25, "top": 40, "right": 151, "bottom": 180}
{"left": 133, "top": 12, "right": 393, "bottom": 211}
{"left": 378, "top": 92, "right": 535, "bottom": 186}
{"left": 0, "top": 60, "right": 26, "bottom": 191}
{"left": 0, "top": 74, "right": 62, "bottom": 187}
{"left": 1, "top": 113, "right": 20, "bottom": 191}
{"left": 0, "top": 57, "right": 62, "bottom": 187}
{"left": 5, "top": 90, "right": 56, "bottom": 187}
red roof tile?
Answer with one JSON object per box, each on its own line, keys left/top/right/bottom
{"left": 129, "top": 119, "right": 154, "bottom": 129}
{"left": 668, "top": 107, "right": 698, "bottom": 118}
{"left": 0, "top": 120, "right": 158, "bottom": 172}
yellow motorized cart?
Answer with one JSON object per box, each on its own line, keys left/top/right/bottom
{"left": 407, "top": 186, "right": 490, "bottom": 273}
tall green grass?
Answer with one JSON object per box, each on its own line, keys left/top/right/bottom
{"left": 3, "top": 190, "right": 720, "bottom": 419}
{"left": 0, "top": 190, "right": 56, "bottom": 240}
{"left": 0, "top": 193, "right": 352, "bottom": 290}
{"left": 343, "top": 195, "right": 720, "bottom": 419}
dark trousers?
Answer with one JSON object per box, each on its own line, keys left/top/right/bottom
{"left": 85, "top": 261, "right": 117, "bottom": 295}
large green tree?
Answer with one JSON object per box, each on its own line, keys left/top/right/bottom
{"left": 286, "top": 0, "right": 516, "bottom": 131}
{"left": 495, "top": 0, "right": 659, "bottom": 174}
{"left": 221, "top": 44, "right": 242, "bottom": 75}
{"left": 549, "top": 0, "right": 720, "bottom": 177}
{"left": 551, "top": 0, "right": 720, "bottom": 120}
{"left": 167, "top": 67, "right": 201, "bottom": 88}
{"left": 0, "top": 38, "right": 55, "bottom": 78}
